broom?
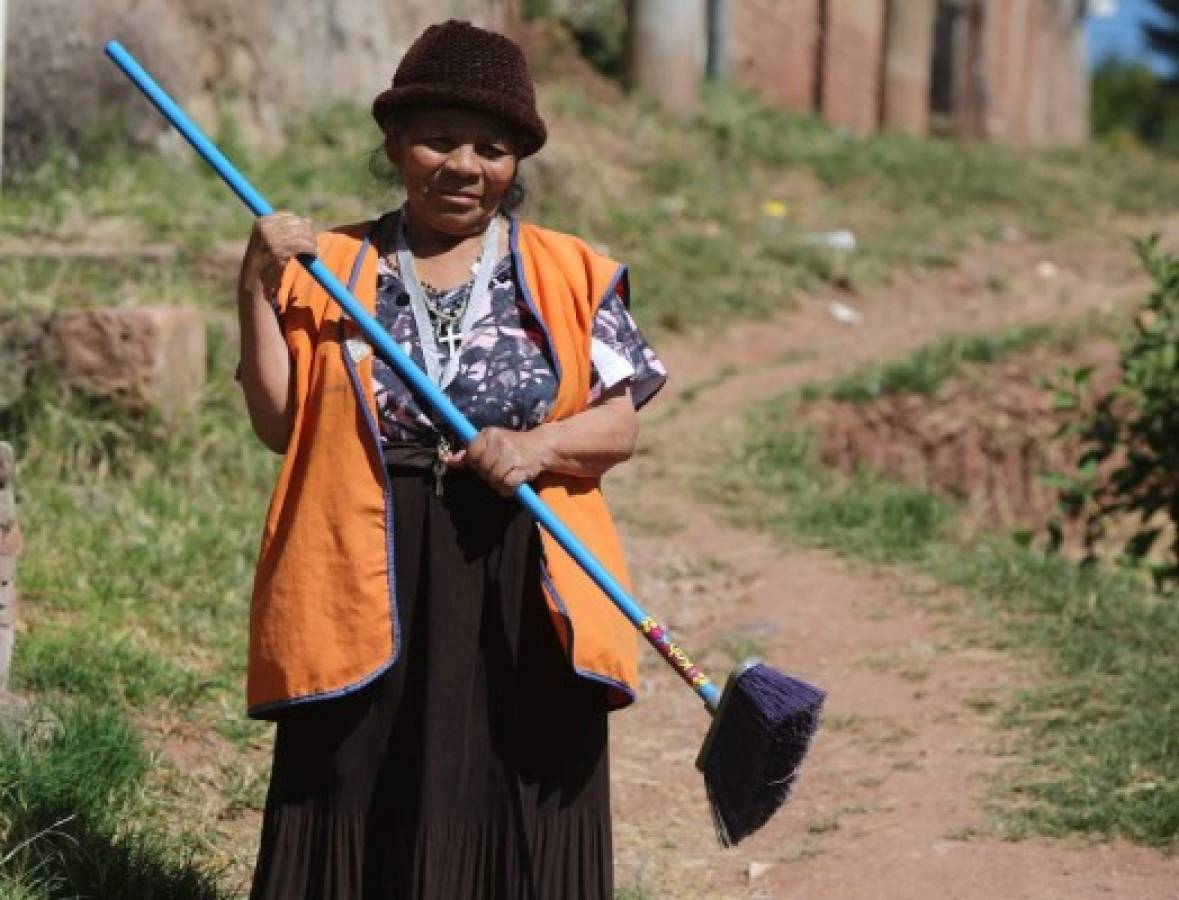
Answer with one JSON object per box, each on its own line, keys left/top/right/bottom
{"left": 104, "top": 40, "right": 825, "bottom": 847}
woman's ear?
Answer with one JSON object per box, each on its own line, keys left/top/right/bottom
{"left": 383, "top": 128, "right": 402, "bottom": 170}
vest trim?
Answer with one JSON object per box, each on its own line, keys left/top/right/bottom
{"left": 508, "top": 216, "right": 562, "bottom": 385}
{"left": 539, "top": 554, "right": 636, "bottom": 707}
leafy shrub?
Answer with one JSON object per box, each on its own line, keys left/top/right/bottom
{"left": 523, "top": 0, "right": 627, "bottom": 80}
{"left": 1090, "top": 58, "right": 1179, "bottom": 154}
{"left": 1049, "top": 235, "right": 1179, "bottom": 587}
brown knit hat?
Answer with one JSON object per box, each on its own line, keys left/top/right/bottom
{"left": 372, "top": 20, "right": 547, "bottom": 157}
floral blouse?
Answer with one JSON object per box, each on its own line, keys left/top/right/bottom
{"left": 370, "top": 246, "right": 666, "bottom": 447}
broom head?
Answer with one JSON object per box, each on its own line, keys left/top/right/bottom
{"left": 696, "top": 659, "right": 825, "bottom": 847}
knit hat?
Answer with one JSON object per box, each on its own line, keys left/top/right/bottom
{"left": 372, "top": 20, "right": 547, "bottom": 157}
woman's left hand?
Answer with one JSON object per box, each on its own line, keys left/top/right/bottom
{"left": 448, "top": 427, "right": 556, "bottom": 497}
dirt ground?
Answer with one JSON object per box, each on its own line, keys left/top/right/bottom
{"left": 606, "top": 221, "right": 1179, "bottom": 899}
{"left": 799, "top": 343, "right": 1118, "bottom": 534}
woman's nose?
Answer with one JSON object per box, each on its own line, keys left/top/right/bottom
{"left": 443, "top": 144, "right": 479, "bottom": 176}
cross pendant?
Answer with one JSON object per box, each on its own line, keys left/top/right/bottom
{"left": 438, "top": 321, "right": 464, "bottom": 356}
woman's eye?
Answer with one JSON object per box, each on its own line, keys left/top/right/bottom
{"left": 478, "top": 144, "right": 509, "bottom": 160}
{"left": 423, "top": 137, "right": 455, "bottom": 152}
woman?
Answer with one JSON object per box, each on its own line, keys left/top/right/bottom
{"left": 236, "top": 19, "right": 666, "bottom": 900}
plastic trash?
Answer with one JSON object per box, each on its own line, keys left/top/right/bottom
{"left": 805, "top": 229, "right": 857, "bottom": 252}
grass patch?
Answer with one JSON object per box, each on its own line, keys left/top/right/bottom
{"left": 716, "top": 396, "right": 1179, "bottom": 848}
{"left": 2, "top": 338, "right": 277, "bottom": 887}
{"left": 16, "top": 630, "right": 199, "bottom": 708}
{"left": 5, "top": 85, "right": 1179, "bottom": 337}
{"left": 0, "top": 706, "right": 228, "bottom": 898}
{"left": 816, "top": 321, "right": 1088, "bottom": 403}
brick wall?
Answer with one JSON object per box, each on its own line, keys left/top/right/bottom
{"left": 727, "top": 0, "right": 1086, "bottom": 145}
{"left": 730, "top": 0, "right": 820, "bottom": 113}
{"left": 881, "top": 0, "right": 937, "bottom": 134}
{"left": 820, "top": 0, "right": 887, "bottom": 135}
{"left": 981, "top": 0, "right": 1087, "bottom": 145}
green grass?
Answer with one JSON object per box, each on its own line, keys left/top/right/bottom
{"left": 815, "top": 320, "right": 1098, "bottom": 403}
{"left": 1, "top": 335, "right": 275, "bottom": 890}
{"left": 0, "top": 706, "right": 229, "bottom": 898}
{"left": 6, "top": 85, "right": 1179, "bottom": 335}
{"left": 716, "top": 397, "right": 1179, "bottom": 848}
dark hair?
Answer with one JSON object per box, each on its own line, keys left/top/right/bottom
{"left": 369, "top": 105, "right": 528, "bottom": 216}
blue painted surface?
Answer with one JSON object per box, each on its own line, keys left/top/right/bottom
{"left": 1087, "top": 0, "right": 1177, "bottom": 75}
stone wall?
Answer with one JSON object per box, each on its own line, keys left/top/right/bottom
{"left": 3, "top": 0, "right": 518, "bottom": 172}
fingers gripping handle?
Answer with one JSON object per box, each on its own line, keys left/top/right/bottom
{"left": 104, "top": 39, "right": 722, "bottom": 711}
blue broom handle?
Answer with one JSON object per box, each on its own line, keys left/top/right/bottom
{"left": 105, "top": 40, "right": 722, "bottom": 711}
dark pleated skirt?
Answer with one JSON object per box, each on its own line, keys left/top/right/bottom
{"left": 249, "top": 447, "right": 612, "bottom": 900}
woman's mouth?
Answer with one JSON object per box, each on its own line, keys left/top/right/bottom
{"left": 434, "top": 190, "right": 480, "bottom": 208}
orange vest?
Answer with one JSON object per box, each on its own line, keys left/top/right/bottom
{"left": 247, "top": 218, "right": 640, "bottom": 717}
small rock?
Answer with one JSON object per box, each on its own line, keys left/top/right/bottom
{"left": 656, "top": 195, "right": 687, "bottom": 216}
{"left": 748, "top": 861, "right": 775, "bottom": 883}
{"left": 51, "top": 306, "right": 207, "bottom": 414}
{"left": 827, "top": 301, "right": 864, "bottom": 326}
{"left": 1035, "top": 260, "right": 1059, "bottom": 279}
{"left": 0, "top": 693, "right": 60, "bottom": 744}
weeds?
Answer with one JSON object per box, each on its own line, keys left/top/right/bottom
{"left": 3, "top": 345, "right": 275, "bottom": 888}
{"left": 0, "top": 707, "right": 228, "bottom": 898}
{"left": 1048, "top": 236, "right": 1179, "bottom": 587}
{"left": 819, "top": 322, "right": 1084, "bottom": 403}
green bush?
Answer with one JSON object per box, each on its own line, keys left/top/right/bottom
{"left": 523, "top": 0, "right": 627, "bottom": 80}
{"left": 1049, "top": 235, "right": 1179, "bottom": 587}
{"left": 1091, "top": 58, "right": 1179, "bottom": 154}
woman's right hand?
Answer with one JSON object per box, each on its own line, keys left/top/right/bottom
{"left": 240, "top": 212, "right": 317, "bottom": 297}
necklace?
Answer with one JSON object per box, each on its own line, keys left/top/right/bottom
{"left": 420, "top": 281, "right": 472, "bottom": 356}
{"left": 394, "top": 208, "right": 499, "bottom": 391}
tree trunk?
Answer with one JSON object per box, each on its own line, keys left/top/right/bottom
{"left": 627, "top": 0, "right": 705, "bottom": 115}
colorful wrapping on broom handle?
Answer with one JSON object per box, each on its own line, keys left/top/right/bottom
{"left": 104, "top": 40, "right": 722, "bottom": 711}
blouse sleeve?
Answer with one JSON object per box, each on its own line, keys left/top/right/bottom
{"left": 588, "top": 287, "right": 667, "bottom": 409}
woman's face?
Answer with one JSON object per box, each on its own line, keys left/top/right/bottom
{"left": 385, "top": 106, "right": 520, "bottom": 238}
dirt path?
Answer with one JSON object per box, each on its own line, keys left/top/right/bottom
{"left": 607, "top": 224, "right": 1179, "bottom": 899}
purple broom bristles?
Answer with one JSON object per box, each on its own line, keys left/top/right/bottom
{"left": 696, "top": 661, "right": 826, "bottom": 847}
